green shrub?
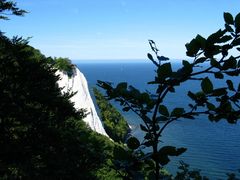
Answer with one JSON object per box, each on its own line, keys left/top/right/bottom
{"left": 53, "top": 57, "right": 74, "bottom": 77}
{"left": 93, "top": 87, "right": 130, "bottom": 143}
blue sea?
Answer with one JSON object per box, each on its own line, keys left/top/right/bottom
{"left": 75, "top": 60, "right": 240, "bottom": 179}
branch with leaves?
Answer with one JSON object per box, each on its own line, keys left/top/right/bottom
{"left": 98, "top": 12, "right": 240, "bottom": 179}
{"left": 0, "top": 0, "right": 27, "bottom": 20}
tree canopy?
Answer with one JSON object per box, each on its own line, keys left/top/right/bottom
{"left": 0, "top": 34, "right": 117, "bottom": 179}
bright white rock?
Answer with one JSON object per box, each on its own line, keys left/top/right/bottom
{"left": 56, "top": 67, "right": 109, "bottom": 137}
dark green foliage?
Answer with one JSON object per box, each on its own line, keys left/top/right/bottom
{"left": 93, "top": 87, "right": 129, "bottom": 143}
{"left": 0, "top": 34, "right": 116, "bottom": 179}
{"left": 174, "top": 161, "right": 209, "bottom": 180}
{"left": 156, "top": 146, "right": 187, "bottom": 166}
{"left": 98, "top": 12, "right": 240, "bottom": 179}
{"left": 201, "top": 77, "right": 213, "bottom": 94}
{"left": 0, "top": 0, "right": 27, "bottom": 20}
{"left": 53, "top": 57, "right": 75, "bottom": 77}
{"left": 224, "top": 12, "right": 234, "bottom": 25}
{"left": 127, "top": 137, "right": 140, "bottom": 150}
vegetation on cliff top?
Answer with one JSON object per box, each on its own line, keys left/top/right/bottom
{"left": 53, "top": 57, "right": 75, "bottom": 77}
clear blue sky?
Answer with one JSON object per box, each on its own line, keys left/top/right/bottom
{"left": 2, "top": 0, "right": 240, "bottom": 60}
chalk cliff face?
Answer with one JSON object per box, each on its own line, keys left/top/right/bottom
{"left": 56, "top": 67, "right": 108, "bottom": 137}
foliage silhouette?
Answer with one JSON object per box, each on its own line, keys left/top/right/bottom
{"left": 98, "top": 12, "right": 240, "bottom": 179}
{"left": 0, "top": 0, "right": 26, "bottom": 20}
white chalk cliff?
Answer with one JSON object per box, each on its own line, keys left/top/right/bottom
{"left": 56, "top": 67, "right": 109, "bottom": 137}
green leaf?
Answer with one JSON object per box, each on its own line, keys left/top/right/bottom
{"left": 157, "top": 154, "right": 170, "bottom": 166}
{"left": 207, "top": 29, "right": 226, "bottom": 44}
{"left": 160, "top": 146, "right": 187, "bottom": 156}
{"left": 235, "top": 12, "right": 240, "bottom": 33}
{"left": 188, "top": 91, "right": 197, "bottom": 101}
{"left": 157, "top": 56, "right": 169, "bottom": 61}
{"left": 223, "top": 56, "right": 237, "bottom": 69}
{"left": 157, "top": 146, "right": 187, "bottom": 166}
{"left": 214, "top": 72, "right": 224, "bottom": 79}
{"left": 207, "top": 103, "right": 216, "bottom": 110}
{"left": 182, "top": 60, "right": 193, "bottom": 74}
{"left": 185, "top": 38, "right": 200, "bottom": 57}
{"left": 232, "top": 38, "right": 240, "bottom": 46}
{"left": 156, "top": 116, "right": 168, "bottom": 122}
{"left": 226, "top": 80, "right": 235, "bottom": 91}
{"left": 225, "top": 24, "right": 234, "bottom": 32}
{"left": 171, "top": 108, "right": 185, "bottom": 117}
{"left": 182, "top": 60, "right": 190, "bottom": 67}
{"left": 127, "top": 137, "right": 140, "bottom": 150}
{"left": 210, "top": 58, "right": 219, "bottom": 67}
{"left": 143, "top": 140, "right": 154, "bottom": 147}
{"left": 148, "top": 53, "right": 159, "bottom": 67}
{"left": 116, "top": 82, "right": 128, "bottom": 92}
{"left": 195, "top": 34, "right": 206, "bottom": 49}
{"left": 195, "top": 57, "right": 207, "bottom": 64}
{"left": 140, "top": 124, "right": 148, "bottom": 132}
{"left": 159, "top": 105, "right": 169, "bottom": 116}
{"left": 225, "top": 70, "right": 239, "bottom": 76}
{"left": 147, "top": 53, "right": 154, "bottom": 60}
{"left": 224, "top": 12, "right": 234, "bottom": 25}
{"left": 157, "top": 63, "right": 172, "bottom": 80}
{"left": 201, "top": 77, "right": 213, "bottom": 94}
{"left": 218, "top": 35, "right": 232, "bottom": 43}
{"left": 139, "top": 92, "right": 150, "bottom": 104}
{"left": 211, "top": 88, "right": 227, "bottom": 96}
{"left": 144, "top": 133, "right": 153, "bottom": 140}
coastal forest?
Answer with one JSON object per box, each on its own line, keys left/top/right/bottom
{"left": 1, "top": 1, "right": 240, "bottom": 179}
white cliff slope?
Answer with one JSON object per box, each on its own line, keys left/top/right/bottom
{"left": 56, "top": 67, "right": 108, "bottom": 137}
